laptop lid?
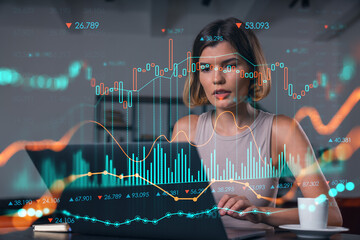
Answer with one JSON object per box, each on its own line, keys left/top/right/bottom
{"left": 27, "top": 142, "right": 232, "bottom": 240}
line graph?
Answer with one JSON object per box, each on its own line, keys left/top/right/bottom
{"left": 295, "top": 87, "right": 360, "bottom": 135}
{"left": 59, "top": 207, "right": 289, "bottom": 227}
{"left": 2, "top": 127, "right": 357, "bottom": 232}
{"left": 0, "top": 111, "right": 271, "bottom": 167}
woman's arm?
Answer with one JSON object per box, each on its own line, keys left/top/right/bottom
{"left": 171, "top": 115, "right": 199, "bottom": 143}
{"left": 263, "top": 115, "right": 342, "bottom": 227}
{"left": 217, "top": 115, "right": 342, "bottom": 227}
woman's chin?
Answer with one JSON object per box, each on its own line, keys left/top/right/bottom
{"left": 212, "top": 101, "right": 237, "bottom": 110}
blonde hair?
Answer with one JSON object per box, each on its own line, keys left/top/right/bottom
{"left": 183, "top": 17, "right": 271, "bottom": 108}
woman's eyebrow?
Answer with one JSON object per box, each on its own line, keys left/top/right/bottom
{"left": 199, "top": 57, "right": 239, "bottom": 66}
{"left": 220, "top": 57, "right": 239, "bottom": 65}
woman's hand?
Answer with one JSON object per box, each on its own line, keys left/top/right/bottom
{"left": 217, "top": 194, "right": 263, "bottom": 224}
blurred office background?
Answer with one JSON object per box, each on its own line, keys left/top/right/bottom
{"left": 0, "top": 0, "right": 359, "bottom": 232}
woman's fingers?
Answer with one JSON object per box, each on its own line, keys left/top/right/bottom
{"left": 218, "top": 194, "right": 236, "bottom": 215}
{"left": 218, "top": 195, "right": 252, "bottom": 218}
{"left": 239, "top": 206, "right": 262, "bottom": 223}
{"left": 227, "top": 199, "right": 246, "bottom": 216}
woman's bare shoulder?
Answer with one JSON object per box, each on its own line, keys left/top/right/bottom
{"left": 172, "top": 114, "right": 199, "bottom": 142}
{"left": 271, "top": 114, "right": 309, "bottom": 149}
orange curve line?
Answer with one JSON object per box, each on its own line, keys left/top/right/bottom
{"left": 295, "top": 87, "right": 360, "bottom": 135}
{"left": 2, "top": 125, "right": 359, "bottom": 233}
{"left": 272, "top": 125, "right": 360, "bottom": 205}
{"left": 0, "top": 111, "right": 269, "bottom": 167}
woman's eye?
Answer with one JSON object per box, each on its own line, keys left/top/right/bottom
{"left": 201, "top": 67, "right": 210, "bottom": 72}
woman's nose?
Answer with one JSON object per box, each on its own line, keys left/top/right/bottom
{"left": 213, "top": 68, "right": 226, "bottom": 85}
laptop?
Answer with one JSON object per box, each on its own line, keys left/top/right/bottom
{"left": 26, "top": 142, "right": 266, "bottom": 240}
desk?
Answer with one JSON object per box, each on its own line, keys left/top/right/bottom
{"left": 0, "top": 228, "right": 359, "bottom": 240}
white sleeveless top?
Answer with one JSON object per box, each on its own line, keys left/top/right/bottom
{"left": 194, "top": 110, "right": 279, "bottom": 229}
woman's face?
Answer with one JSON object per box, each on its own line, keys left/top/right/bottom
{"left": 198, "top": 41, "right": 250, "bottom": 109}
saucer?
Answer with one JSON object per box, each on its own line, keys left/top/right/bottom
{"left": 279, "top": 224, "right": 349, "bottom": 239}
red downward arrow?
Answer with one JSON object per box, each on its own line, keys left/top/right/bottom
{"left": 297, "top": 183, "right": 301, "bottom": 186}
{"left": 185, "top": 190, "right": 189, "bottom": 194}
{"left": 236, "top": 23, "right": 242, "bottom": 28}
{"left": 66, "top": 23, "right": 72, "bottom": 29}
{"left": 326, "top": 181, "right": 330, "bottom": 185}
{"left": 48, "top": 218, "right": 53, "bottom": 223}
{"left": 98, "top": 195, "right": 102, "bottom": 200}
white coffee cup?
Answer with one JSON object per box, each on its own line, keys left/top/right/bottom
{"left": 298, "top": 197, "right": 329, "bottom": 229}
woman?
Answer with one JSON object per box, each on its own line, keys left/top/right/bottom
{"left": 172, "top": 17, "right": 342, "bottom": 228}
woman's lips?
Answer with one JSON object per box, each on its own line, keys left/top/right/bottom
{"left": 214, "top": 90, "right": 231, "bottom": 100}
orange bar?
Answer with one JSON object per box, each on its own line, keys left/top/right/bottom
{"left": 187, "top": 51, "right": 191, "bottom": 73}
{"left": 240, "top": 70, "right": 244, "bottom": 78}
{"left": 169, "top": 38, "right": 173, "bottom": 70}
{"left": 196, "top": 62, "right": 200, "bottom": 71}
{"left": 160, "top": 70, "right": 164, "bottom": 76}
{"left": 142, "top": 69, "right": 146, "bottom": 72}
{"left": 284, "top": 67, "right": 288, "bottom": 90}
{"left": 258, "top": 72, "right": 263, "bottom": 85}
{"left": 317, "top": 71, "right": 322, "bottom": 85}
{"left": 105, "top": 87, "right": 109, "bottom": 95}
{"left": 123, "top": 100, "right": 127, "bottom": 109}
{"left": 266, "top": 68, "right": 271, "bottom": 80}
{"left": 114, "top": 81, "right": 118, "bottom": 91}
{"left": 100, "top": 83, "right": 104, "bottom": 95}
{"left": 91, "top": 78, "right": 96, "bottom": 87}
{"left": 210, "top": 64, "right": 214, "bottom": 70}
{"left": 301, "top": 90, "right": 305, "bottom": 96}
{"left": 258, "top": 72, "right": 262, "bottom": 86}
{"left": 293, "top": 93, "right": 297, "bottom": 99}
{"left": 133, "top": 68, "right": 137, "bottom": 91}
{"left": 310, "top": 84, "right": 313, "bottom": 88}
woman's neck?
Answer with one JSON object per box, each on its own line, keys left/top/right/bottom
{"left": 212, "top": 103, "right": 258, "bottom": 136}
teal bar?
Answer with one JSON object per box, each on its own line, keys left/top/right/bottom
{"left": 241, "top": 163, "right": 243, "bottom": 179}
{"left": 256, "top": 162, "right": 258, "bottom": 179}
{"left": 174, "top": 159, "right": 177, "bottom": 183}
{"left": 150, "top": 163, "right": 153, "bottom": 183}
{"left": 181, "top": 149, "right": 183, "bottom": 183}
{"left": 265, "top": 157, "right": 267, "bottom": 178}
{"left": 250, "top": 142, "right": 252, "bottom": 179}
{"left": 133, "top": 154, "right": 136, "bottom": 185}
{"left": 188, "top": 168, "right": 190, "bottom": 183}
{"left": 157, "top": 146, "right": 159, "bottom": 184}
{"left": 164, "top": 152, "right": 166, "bottom": 185}
{"left": 161, "top": 147, "right": 164, "bottom": 184}
{"left": 232, "top": 164, "right": 234, "bottom": 180}
{"left": 247, "top": 148, "right": 249, "bottom": 179}
{"left": 211, "top": 153, "right": 213, "bottom": 180}
{"left": 168, "top": 167, "right": 170, "bottom": 184}
{"left": 214, "top": 149, "right": 216, "bottom": 180}
{"left": 154, "top": 149, "right": 156, "bottom": 184}
{"left": 226, "top": 158, "right": 228, "bottom": 180}
{"left": 128, "top": 156, "right": 130, "bottom": 186}
{"left": 185, "top": 154, "right": 187, "bottom": 183}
